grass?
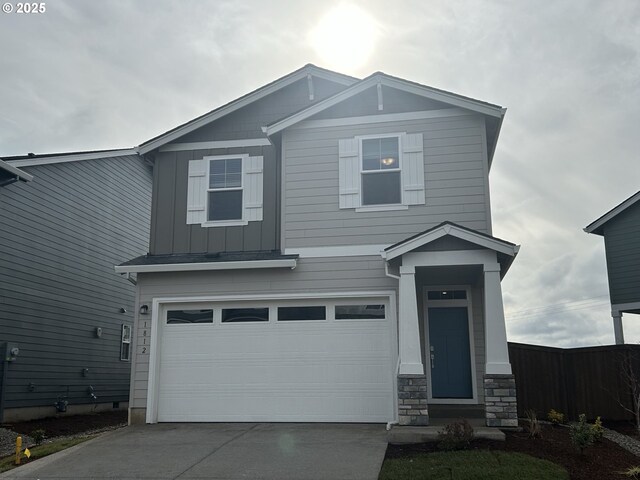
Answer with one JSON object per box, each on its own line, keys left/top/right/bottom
{"left": 379, "top": 450, "right": 569, "bottom": 480}
{"left": 0, "top": 436, "right": 95, "bottom": 473}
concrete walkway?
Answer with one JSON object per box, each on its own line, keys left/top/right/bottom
{"left": 0, "top": 423, "right": 388, "bottom": 480}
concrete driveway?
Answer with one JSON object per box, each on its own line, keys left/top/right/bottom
{"left": 0, "top": 423, "right": 388, "bottom": 480}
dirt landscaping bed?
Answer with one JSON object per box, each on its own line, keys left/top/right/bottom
{"left": 2, "top": 410, "right": 127, "bottom": 438}
{"left": 385, "top": 423, "right": 640, "bottom": 480}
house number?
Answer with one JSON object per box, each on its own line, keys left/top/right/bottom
{"left": 140, "top": 320, "right": 149, "bottom": 355}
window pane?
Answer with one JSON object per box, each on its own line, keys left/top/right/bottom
{"left": 210, "top": 160, "right": 225, "bottom": 175}
{"left": 226, "top": 173, "right": 241, "bottom": 188}
{"left": 335, "top": 304, "right": 385, "bottom": 319}
{"left": 121, "top": 342, "right": 130, "bottom": 361}
{"left": 226, "top": 158, "right": 242, "bottom": 174}
{"left": 209, "top": 158, "right": 242, "bottom": 188}
{"left": 208, "top": 190, "right": 242, "bottom": 221}
{"left": 222, "top": 308, "right": 269, "bottom": 323}
{"left": 363, "top": 157, "right": 381, "bottom": 171}
{"left": 427, "top": 290, "right": 467, "bottom": 300}
{"left": 380, "top": 137, "right": 398, "bottom": 157}
{"left": 362, "top": 171, "right": 401, "bottom": 205}
{"left": 210, "top": 174, "right": 226, "bottom": 188}
{"left": 278, "top": 306, "right": 326, "bottom": 321}
{"left": 167, "top": 309, "right": 213, "bottom": 324}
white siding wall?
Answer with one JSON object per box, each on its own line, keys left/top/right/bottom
{"left": 283, "top": 114, "right": 490, "bottom": 248}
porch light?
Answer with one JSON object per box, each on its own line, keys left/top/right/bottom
{"left": 139, "top": 305, "right": 149, "bottom": 315}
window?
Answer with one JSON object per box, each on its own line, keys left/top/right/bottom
{"left": 166, "top": 309, "right": 214, "bottom": 324}
{"left": 208, "top": 158, "right": 242, "bottom": 221}
{"left": 335, "top": 304, "right": 386, "bottom": 319}
{"left": 361, "top": 137, "right": 401, "bottom": 206}
{"left": 120, "top": 324, "right": 131, "bottom": 361}
{"left": 427, "top": 290, "right": 467, "bottom": 300}
{"left": 278, "top": 306, "right": 326, "bottom": 321}
{"left": 222, "top": 308, "right": 269, "bottom": 323}
{"left": 187, "top": 155, "right": 264, "bottom": 227}
{"left": 338, "top": 133, "right": 424, "bottom": 211}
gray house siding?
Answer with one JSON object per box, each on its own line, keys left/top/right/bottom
{"left": 0, "top": 155, "right": 151, "bottom": 417}
{"left": 283, "top": 113, "right": 490, "bottom": 248}
{"left": 603, "top": 201, "right": 640, "bottom": 305}
{"left": 149, "top": 144, "right": 279, "bottom": 255}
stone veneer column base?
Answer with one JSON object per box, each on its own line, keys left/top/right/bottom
{"left": 484, "top": 374, "right": 518, "bottom": 427}
{"left": 398, "top": 375, "right": 429, "bottom": 426}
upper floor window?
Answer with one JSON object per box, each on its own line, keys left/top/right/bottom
{"left": 338, "top": 132, "right": 425, "bottom": 212}
{"left": 361, "top": 137, "right": 401, "bottom": 206}
{"left": 187, "top": 154, "right": 264, "bottom": 227}
{"left": 208, "top": 158, "right": 242, "bottom": 221}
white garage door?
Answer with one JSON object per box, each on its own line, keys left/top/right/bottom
{"left": 155, "top": 297, "right": 395, "bottom": 422}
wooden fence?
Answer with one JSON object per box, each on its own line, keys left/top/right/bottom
{"left": 508, "top": 342, "right": 640, "bottom": 421}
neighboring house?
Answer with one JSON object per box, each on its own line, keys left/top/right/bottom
{"left": 0, "top": 150, "right": 152, "bottom": 422}
{"left": 113, "top": 64, "right": 520, "bottom": 428}
{"left": 585, "top": 191, "right": 640, "bottom": 344}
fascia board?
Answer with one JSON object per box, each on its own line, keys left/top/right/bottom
{"left": 0, "top": 160, "right": 33, "bottom": 181}
{"left": 139, "top": 67, "right": 358, "bottom": 155}
{"left": 584, "top": 191, "right": 640, "bottom": 234}
{"left": 115, "top": 258, "right": 297, "bottom": 274}
{"left": 6, "top": 149, "right": 140, "bottom": 167}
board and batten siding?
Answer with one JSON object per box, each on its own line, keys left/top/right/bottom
{"left": 129, "top": 256, "right": 397, "bottom": 411}
{"left": 0, "top": 155, "right": 151, "bottom": 413}
{"left": 149, "top": 145, "right": 278, "bottom": 255}
{"left": 282, "top": 114, "right": 491, "bottom": 249}
{"left": 603, "top": 201, "right": 640, "bottom": 306}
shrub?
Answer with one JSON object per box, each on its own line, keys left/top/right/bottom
{"left": 30, "top": 429, "right": 46, "bottom": 445}
{"left": 570, "top": 414, "right": 595, "bottom": 454}
{"left": 437, "top": 419, "right": 474, "bottom": 451}
{"left": 621, "top": 466, "right": 640, "bottom": 478}
{"left": 525, "top": 409, "right": 542, "bottom": 438}
{"left": 591, "top": 416, "right": 604, "bottom": 442}
{"left": 547, "top": 409, "right": 565, "bottom": 425}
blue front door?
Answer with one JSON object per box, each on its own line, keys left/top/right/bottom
{"left": 428, "top": 307, "right": 473, "bottom": 399}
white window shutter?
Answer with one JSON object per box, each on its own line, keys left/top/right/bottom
{"left": 402, "top": 133, "right": 425, "bottom": 205}
{"left": 243, "top": 156, "right": 263, "bottom": 222}
{"left": 338, "top": 138, "right": 360, "bottom": 209}
{"left": 187, "top": 159, "right": 207, "bottom": 224}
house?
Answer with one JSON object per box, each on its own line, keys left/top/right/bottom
{"left": 585, "top": 191, "right": 640, "bottom": 344}
{"left": 113, "top": 64, "right": 520, "bottom": 428}
{"left": 0, "top": 150, "right": 152, "bottom": 422}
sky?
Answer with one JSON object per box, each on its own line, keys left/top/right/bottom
{"left": 0, "top": 0, "right": 638, "bottom": 347}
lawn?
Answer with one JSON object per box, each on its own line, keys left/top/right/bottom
{"left": 0, "top": 436, "right": 94, "bottom": 473}
{"left": 379, "top": 450, "right": 568, "bottom": 480}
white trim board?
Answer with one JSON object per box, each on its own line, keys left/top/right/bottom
{"left": 284, "top": 245, "right": 388, "bottom": 258}
{"left": 612, "top": 302, "right": 640, "bottom": 314}
{"left": 139, "top": 65, "right": 358, "bottom": 154}
{"left": 5, "top": 149, "right": 140, "bottom": 167}
{"left": 290, "top": 108, "right": 472, "bottom": 130}
{"left": 0, "top": 159, "right": 33, "bottom": 182}
{"left": 115, "top": 258, "right": 297, "bottom": 274}
{"left": 159, "top": 138, "right": 272, "bottom": 152}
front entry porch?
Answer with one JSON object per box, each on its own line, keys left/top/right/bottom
{"left": 382, "top": 222, "right": 519, "bottom": 428}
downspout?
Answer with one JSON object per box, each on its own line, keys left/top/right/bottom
{"left": 385, "top": 260, "right": 400, "bottom": 430}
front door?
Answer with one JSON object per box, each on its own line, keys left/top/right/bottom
{"left": 428, "top": 307, "right": 473, "bottom": 398}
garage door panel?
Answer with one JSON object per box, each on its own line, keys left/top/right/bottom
{"left": 156, "top": 298, "right": 394, "bottom": 422}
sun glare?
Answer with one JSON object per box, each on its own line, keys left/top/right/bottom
{"left": 309, "top": 4, "right": 379, "bottom": 73}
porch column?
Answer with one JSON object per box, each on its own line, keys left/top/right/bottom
{"left": 612, "top": 311, "right": 625, "bottom": 344}
{"left": 483, "top": 263, "right": 511, "bottom": 375}
{"left": 398, "top": 265, "right": 424, "bottom": 375}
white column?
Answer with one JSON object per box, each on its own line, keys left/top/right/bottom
{"left": 483, "top": 263, "right": 512, "bottom": 375}
{"left": 398, "top": 265, "right": 424, "bottom": 375}
{"left": 612, "top": 311, "right": 625, "bottom": 345}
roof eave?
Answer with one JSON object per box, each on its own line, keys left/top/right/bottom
{"left": 584, "top": 191, "right": 640, "bottom": 235}
{"left": 0, "top": 159, "right": 33, "bottom": 182}
{"left": 114, "top": 258, "right": 298, "bottom": 274}
{"left": 138, "top": 65, "right": 359, "bottom": 155}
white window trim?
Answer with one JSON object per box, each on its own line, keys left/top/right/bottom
{"left": 358, "top": 133, "right": 404, "bottom": 211}
{"left": 423, "top": 285, "right": 478, "bottom": 405}
{"left": 204, "top": 154, "right": 247, "bottom": 226}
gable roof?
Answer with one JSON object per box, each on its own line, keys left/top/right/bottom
{"left": 264, "top": 72, "right": 504, "bottom": 131}
{"left": 584, "top": 190, "right": 640, "bottom": 236}
{"left": 382, "top": 221, "right": 519, "bottom": 277}
{"left": 138, "top": 64, "right": 358, "bottom": 155}
{"left": 0, "top": 159, "right": 33, "bottom": 186}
